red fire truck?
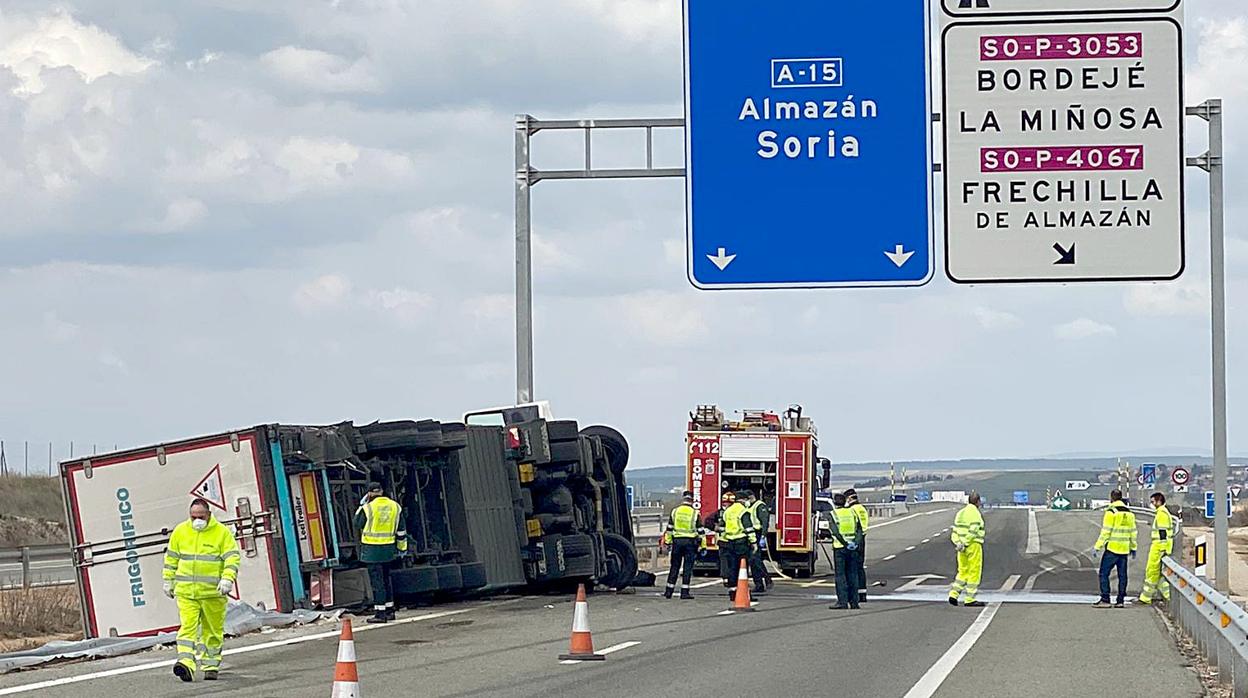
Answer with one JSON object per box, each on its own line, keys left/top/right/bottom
{"left": 687, "top": 405, "right": 826, "bottom": 578}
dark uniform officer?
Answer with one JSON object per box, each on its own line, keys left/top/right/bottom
{"left": 720, "top": 490, "right": 760, "bottom": 599}
{"left": 845, "top": 488, "right": 869, "bottom": 602}
{"left": 743, "top": 490, "right": 772, "bottom": 593}
{"left": 827, "top": 492, "right": 863, "bottom": 610}
{"left": 662, "top": 491, "right": 704, "bottom": 599}
{"left": 704, "top": 491, "right": 737, "bottom": 589}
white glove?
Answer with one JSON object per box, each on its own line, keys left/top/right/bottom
{"left": 217, "top": 578, "right": 234, "bottom": 596}
{"left": 163, "top": 581, "right": 175, "bottom": 599}
{"left": 955, "top": 542, "right": 966, "bottom": 552}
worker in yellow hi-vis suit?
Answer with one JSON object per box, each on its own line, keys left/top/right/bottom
{"left": 1139, "top": 491, "right": 1175, "bottom": 605}
{"left": 163, "top": 497, "right": 240, "bottom": 682}
{"left": 948, "top": 492, "right": 985, "bottom": 608}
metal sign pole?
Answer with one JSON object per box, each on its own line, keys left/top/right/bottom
{"left": 514, "top": 115, "right": 535, "bottom": 405}
{"left": 1187, "top": 99, "right": 1228, "bottom": 591}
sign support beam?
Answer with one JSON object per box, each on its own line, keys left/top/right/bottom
{"left": 513, "top": 115, "right": 686, "bottom": 404}
{"left": 1186, "top": 99, "right": 1228, "bottom": 592}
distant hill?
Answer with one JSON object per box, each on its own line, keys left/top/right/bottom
{"left": 624, "top": 454, "right": 1244, "bottom": 494}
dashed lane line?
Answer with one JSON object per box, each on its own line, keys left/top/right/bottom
{"left": 883, "top": 554, "right": 897, "bottom": 561}
{"left": 905, "top": 546, "right": 917, "bottom": 552}
{"left": 999, "top": 574, "right": 1021, "bottom": 591}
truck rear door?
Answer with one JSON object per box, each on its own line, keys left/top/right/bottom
{"left": 62, "top": 430, "right": 285, "bottom": 637}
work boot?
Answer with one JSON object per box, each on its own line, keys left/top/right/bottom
{"left": 850, "top": 603, "right": 861, "bottom": 610}
{"left": 753, "top": 585, "right": 768, "bottom": 595}
{"left": 964, "top": 601, "right": 986, "bottom": 608}
{"left": 366, "top": 612, "right": 390, "bottom": 624}
{"left": 386, "top": 609, "right": 398, "bottom": 621}
{"left": 948, "top": 597, "right": 958, "bottom": 606}
{"left": 173, "top": 663, "right": 193, "bottom": 683}
{"left": 765, "top": 577, "right": 774, "bottom": 590}
{"left": 663, "top": 586, "right": 674, "bottom": 599}
{"left": 1091, "top": 600, "right": 1113, "bottom": 609}
{"left": 828, "top": 604, "right": 848, "bottom": 610}
{"left": 680, "top": 589, "right": 694, "bottom": 600}
{"left": 728, "top": 589, "right": 736, "bottom": 602}
{"left": 203, "top": 670, "right": 218, "bottom": 681}
{"left": 1113, "top": 602, "right": 1125, "bottom": 609}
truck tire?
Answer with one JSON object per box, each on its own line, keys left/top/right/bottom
{"left": 433, "top": 564, "right": 463, "bottom": 592}
{"left": 460, "top": 562, "right": 488, "bottom": 590}
{"left": 559, "top": 533, "right": 595, "bottom": 559}
{"left": 580, "top": 426, "right": 628, "bottom": 475}
{"left": 392, "top": 566, "right": 439, "bottom": 595}
{"left": 546, "top": 420, "right": 581, "bottom": 442}
{"left": 599, "top": 532, "right": 638, "bottom": 590}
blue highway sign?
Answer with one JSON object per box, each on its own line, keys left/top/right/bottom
{"left": 1141, "top": 464, "right": 1157, "bottom": 486}
{"left": 1205, "top": 490, "right": 1231, "bottom": 519}
{"left": 683, "top": 0, "right": 933, "bottom": 289}
{"left": 1013, "top": 491, "right": 1029, "bottom": 505}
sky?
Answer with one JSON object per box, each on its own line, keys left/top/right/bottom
{"left": 0, "top": 0, "right": 1245, "bottom": 471}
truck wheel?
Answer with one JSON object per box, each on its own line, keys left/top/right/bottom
{"left": 599, "top": 532, "right": 638, "bottom": 590}
{"left": 559, "top": 533, "right": 595, "bottom": 559}
{"left": 433, "top": 564, "right": 463, "bottom": 592}
{"left": 580, "top": 426, "right": 629, "bottom": 476}
{"left": 392, "top": 566, "right": 439, "bottom": 595}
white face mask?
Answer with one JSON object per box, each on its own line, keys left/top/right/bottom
{"left": 191, "top": 518, "right": 208, "bottom": 531}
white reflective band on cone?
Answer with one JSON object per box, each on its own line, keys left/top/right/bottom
{"left": 571, "top": 603, "right": 590, "bottom": 632}
{"left": 337, "top": 641, "right": 356, "bottom": 663}
{"left": 331, "top": 681, "right": 361, "bottom": 698}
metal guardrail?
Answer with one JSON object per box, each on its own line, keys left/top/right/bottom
{"left": 0, "top": 544, "right": 74, "bottom": 590}
{"left": 1163, "top": 555, "right": 1248, "bottom": 695}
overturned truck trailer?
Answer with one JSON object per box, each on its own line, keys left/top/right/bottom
{"left": 60, "top": 418, "right": 637, "bottom": 638}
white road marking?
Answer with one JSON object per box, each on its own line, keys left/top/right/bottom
{"left": 883, "top": 554, "right": 897, "bottom": 561}
{"left": 0, "top": 608, "right": 473, "bottom": 695}
{"left": 800, "top": 579, "right": 833, "bottom": 588}
{"left": 1026, "top": 509, "right": 1041, "bottom": 555}
{"left": 560, "top": 641, "right": 641, "bottom": 664}
{"left": 1023, "top": 572, "right": 1042, "bottom": 592}
{"left": 921, "top": 538, "right": 931, "bottom": 544}
{"left": 870, "top": 509, "right": 952, "bottom": 530}
{"left": 999, "top": 574, "right": 1021, "bottom": 591}
{"left": 905, "top": 545, "right": 917, "bottom": 552}
{"left": 902, "top": 602, "right": 1002, "bottom": 698}
{"left": 691, "top": 580, "right": 722, "bottom": 589}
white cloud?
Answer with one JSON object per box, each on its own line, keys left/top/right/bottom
{"left": 261, "top": 46, "right": 381, "bottom": 93}
{"left": 617, "top": 291, "right": 707, "bottom": 347}
{"left": 972, "top": 306, "right": 1023, "bottom": 330}
{"left": 42, "top": 311, "right": 80, "bottom": 342}
{"left": 0, "top": 11, "right": 154, "bottom": 94}
{"left": 139, "top": 197, "right": 207, "bottom": 234}
{"left": 293, "top": 274, "right": 353, "bottom": 312}
{"left": 365, "top": 287, "right": 433, "bottom": 325}
{"left": 1054, "top": 318, "right": 1117, "bottom": 340}
{"left": 1123, "top": 283, "right": 1208, "bottom": 317}
{"left": 275, "top": 137, "right": 361, "bottom": 188}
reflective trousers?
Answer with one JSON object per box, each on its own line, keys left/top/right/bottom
{"left": 176, "top": 595, "right": 226, "bottom": 673}
{"left": 367, "top": 561, "right": 396, "bottom": 613}
{"left": 949, "top": 543, "right": 983, "bottom": 604}
{"left": 1139, "top": 544, "right": 1171, "bottom": 603}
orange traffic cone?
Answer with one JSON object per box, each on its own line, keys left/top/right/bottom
{"left": 731, "top": 558, "right": 755, "bottom": 612}
{"left": 558, "top": 583, "right": 605, "bottom": 661}
{"left": 331, "top": 618, "right": 361, "bottom": 697}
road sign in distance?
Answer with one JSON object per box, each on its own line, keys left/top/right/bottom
{"left": 1171, "top": 467, "right": 1190, "bottom": 486}
{"left": 941, "top": 17, "right": 1184, "bottom": 283}
{"left": 1065, "top": 480, "right": 1090, "bottom": 491}
{"left": 684, "top": 0, "right": 934, "bottom": 289}
{"left": 942, "top": 0, "right": 1181, "bottom": 19}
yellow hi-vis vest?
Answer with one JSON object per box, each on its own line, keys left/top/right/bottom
{"left": 1096, "top": 502, "right": 1138, "bottom": 555}
{"left": 832, "top": 507, "right": 860, "bottom": 549}
{"left": 951, "top": 504, "right": 985, "bottom": 546}
{"left": 665, "top": 504, "right": 701, "bottom": 543}
{"left": 361, "top": 496, "right": 405, "bottom": 550}
{"left": 721, "top": 502, "right": 749, "bottom": 541}
{"left": 849, "top": 502, "right": 869, "bottom": 534}
{"left": 1151, "top": 505, "right": 1174, "bottom": 554}
{"left": 163, "top": 517, "right": 240, "bottom": 600}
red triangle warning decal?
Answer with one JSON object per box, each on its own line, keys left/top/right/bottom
{"left": 227, "top": 579, "right": 240, "bottom": 601}
{"left": 190, "top": 464, "right": 227, "bottom": 511}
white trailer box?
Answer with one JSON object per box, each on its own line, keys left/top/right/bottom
{"left": 62, "top": 429, "right": 288, "bottom": 637}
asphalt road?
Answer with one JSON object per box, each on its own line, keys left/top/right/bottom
{"left": 0, "top": 507, "right": 1205, "bottom": 697}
